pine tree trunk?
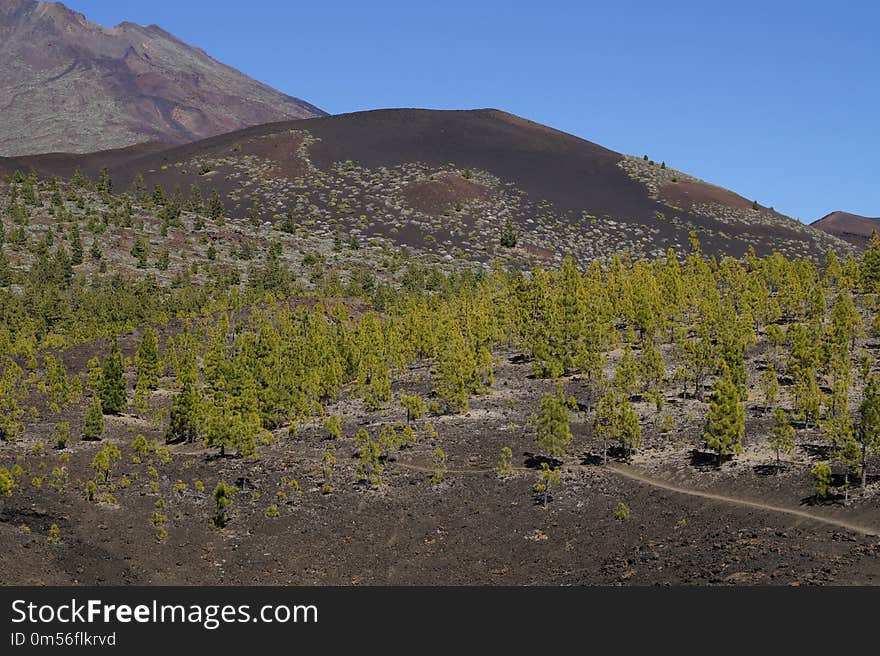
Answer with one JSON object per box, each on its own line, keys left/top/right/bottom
{"left": 862, "top": 442, "right": 868, "bottom": 489}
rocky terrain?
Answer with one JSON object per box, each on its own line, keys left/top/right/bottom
{"left": 0, "top": 0, "right": 324, "bottom": 156}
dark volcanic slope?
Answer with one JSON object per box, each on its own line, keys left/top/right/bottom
{"left": 0, "top": 0, "right": 324, "bottom": 156}
{"left": 811, "top": 211, "right": 880, "bottom": 249}
{"left": 0, "top": 142, "right": 173, "bottom": 179}
{"left": 3, "top": 108, "right": 851, "bottom": 262}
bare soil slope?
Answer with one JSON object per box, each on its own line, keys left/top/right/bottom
{"left": 812, "top": 211, "right": 880, "bottom": 249}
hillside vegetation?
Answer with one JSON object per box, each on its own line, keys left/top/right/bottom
{"left": 1, "top": 167, "right": 880, "bottom": 585}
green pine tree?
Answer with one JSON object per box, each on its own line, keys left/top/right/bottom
{"left": 211, "top": 481, "right": 235, "bottom": 528}
{"left": 768, "top": 407, "right": 795, "bottom": 468}
{"left": 165, "top": 378, "right": 201, "bottom": 444}
{"left": 860, "top": 230, "right": 880, "bottom": 291}
{"left": 534, "top": 384, "right": 575, "bottom": 460}
{"left": 856, "top": 376, "right": 880, "bottom": 488}
{"left": 135, "top": 327, "right": 161, "bottom": 389}
{"left": 703, "top": 369, "right": 745, "bottom": 467}
{"left": 83, "top": 396, "right": 104, "bottom": 440}
{"left": 98, "top": 343, "right": 126, "bottom": 415}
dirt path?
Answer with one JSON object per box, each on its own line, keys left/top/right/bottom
{"left": 603, "top": 462, "right": 880, "bottom": 537}
{"left": 394, "top": 456, "right": 880, "bottom": 537}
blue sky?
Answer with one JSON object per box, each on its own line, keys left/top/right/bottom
{"left": 67, "top": 1, "right": 879, "bottom": 222}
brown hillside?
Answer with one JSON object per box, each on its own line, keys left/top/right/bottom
{"left": 811, "top": 211, "right": 880, "bottom": 249}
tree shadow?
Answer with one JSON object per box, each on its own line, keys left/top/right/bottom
{"left": 689, "top": 449, "right": 730, "bottom": 470}
{"left": 234, "top": 476, "right": 256, "bottom": 490}
{"left": 532, "top": 493, "right": 555, "bottom": 507}
{"left": 204, "top": 451, "right": 236, "bottom": 462}
{"left": 508, "top": 354, "right": 530, "bottom": 365}
{"left": 606, "top": 445, "right": 632, "bottom": 462}
{"left": 579, "top": 453, "right": 604, "bottom": 466}
{"left": 522, "top": 452, "right": 561, "bottom": 470}
{"left": 753, "top": 463, "right": 786, "bottom": 476}
{"left": 800, "top": 493, "right": 845, "bottom": 507}
{"left": 800, "top": 443, "right": 833, "bottom": 459}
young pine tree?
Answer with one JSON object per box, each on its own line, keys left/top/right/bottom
{"left": 856, "top": 376, "right": 880, "bottom": 488}
{"left": 354, "top": 428, "right": 383, "bottom": 486}
{"left": 135, "top": 327, "right": 161, "bottom": 390}
{"left": 98, "top": 343, "right": 126, "bottom": 415}
{"left": 703, "top": 369, "right": 745, "bottom": 467}
{"left": 400, "top": 394, "right": 426, "bottom": 424}
{"left": 165, "top": 377, "right": 201, "bottom": 444}
{"left": 82, "top": 396, "right": 104, "bottom": 440}
{"left": 534, "top": 384, "right": 575, "bottom": 461}
{"left": 759, "top": 365, "right": 780, "bottom": 413}
{"left": 211, "top": 481, "right": 235, "bottom": 529}
{"left": 533, "top": 462, "right": 561, "bottom": 507}
{"left": 768, "top": 407, "right": 795, "bottom": 468}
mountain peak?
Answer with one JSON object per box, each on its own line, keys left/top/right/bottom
{"left": 0, "top": 0, "right": 324, "bottom": 155}
{"left": 811, "top": 210, "right": 880, "bottom": 248}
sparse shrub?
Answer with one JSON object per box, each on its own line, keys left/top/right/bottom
{"left": 210, "top": 481, "right": 235, "bottom": 529}
{"left": 500, "top": 219, "right": 518, "bottom": 248}
{"left": 53, "top": 422, "right": 70, "bottom": 449}
{"left": 496, "top": 446, "right": 516, "bottom": 478}
{"left": 323, "top": 415, "right": 341, "bottom": 440}
{"left": 0, "top": 468, "right": 14, "bottom": 496}
{"left": 431, "top": 447, "right": 448, "bottom": 485}
{"left": 151, "top": 511, "right": 168, "bottom": 542}
{"left": 355, "top": 428, "right": 383, "bottom": 486}
{"left": 614, "top": 502, "right": 631, "bottom": 521}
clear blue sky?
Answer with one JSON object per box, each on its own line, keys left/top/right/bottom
{"left": 67, "top": 0, "right": 879, "bottom": 222}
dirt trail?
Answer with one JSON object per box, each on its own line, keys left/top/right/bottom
{"left": 603, "top": 462, "right": 880, "bottom": 537}
{"left": 393, "top": 456, "right": 880, "bottom": 537}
